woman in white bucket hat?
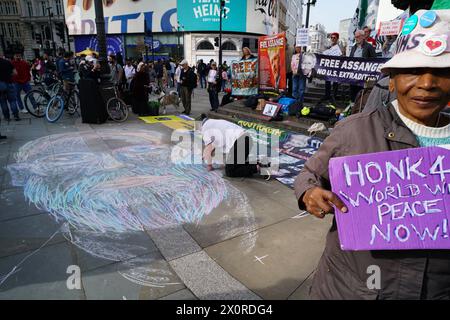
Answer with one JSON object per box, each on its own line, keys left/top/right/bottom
{"left": 294, "top": 9, "right": 450, "bottom": 299}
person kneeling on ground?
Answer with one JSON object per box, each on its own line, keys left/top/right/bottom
{"left": 199, "top": 114, "right": 270, "bottom": 178}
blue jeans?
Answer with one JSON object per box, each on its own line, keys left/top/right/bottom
{"left": 15, "top": 82, "right": 32, "bottom": 110}
{"left": 199, "top": 75, "right": 206, "bottom": 88}
{"left": 292, "top": 75, "right": 306, "bottom": 103}
{"left": 0, "top": 82, "right": 19, "bottom": 119}
{"left": 208, "top": 88, "right": 219, "bottom": 111}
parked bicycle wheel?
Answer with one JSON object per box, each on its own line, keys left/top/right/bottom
{"left": 45, "top": 96, "right": 64, "bottom": 123}
{"left": 67, "top": 89, "right": 80, "bottom": 115}
{"left": 24, "top": 89, "right": 50, "bottom": 118}
{"left": 106, "top": 97, "right": 129, "bottom": 122}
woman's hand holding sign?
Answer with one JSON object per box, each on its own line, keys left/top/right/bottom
{"left": 302, "top": 187, "right": 348, "bottom": 219}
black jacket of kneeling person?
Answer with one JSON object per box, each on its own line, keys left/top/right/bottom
{"left": 180, "top": 67, "right": 197, "bottom": 90}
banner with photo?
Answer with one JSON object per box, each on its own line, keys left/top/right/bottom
{"left": 300, "top": 53, "right": 389, "bottom": 86}
{"left": 258, "top": 33, "right": 287, "bottom": 91}
{"left": 231, "top": 58, "right": 258, "bottom": 96}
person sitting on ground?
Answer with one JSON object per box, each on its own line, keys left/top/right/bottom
{"left": 294, "top": 9, "right": 450, "bottom": 300}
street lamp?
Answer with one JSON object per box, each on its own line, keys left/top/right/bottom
{"left": 173, "top": 21, "right": 184, "bottom": 61}
{"left": 218, "top": 0, "right": 226, "bottom": 67}
{"left": 45, "top": 6, "right": 56, "bottom": 56}
{"left": 304, "top": 0, "right": 317, "bottom": 29}
{"left": 303, "top": 0, "right": 317, "bottom": 52}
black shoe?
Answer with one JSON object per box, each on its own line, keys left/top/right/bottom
{"left": 14, "top": 116, "right": 21, "bottom": 121}
{"left": 0, "top": 135, "right": 6, "bottom": 139}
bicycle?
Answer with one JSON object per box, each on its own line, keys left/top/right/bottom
{"left": 105, "top": 85, "right": 129, "bottom": 123}
{"left": 45, "top": 82, "right": 80, "bottom": 123}
{"left": 24, "top": 77, "right": 62, "bottom": 118}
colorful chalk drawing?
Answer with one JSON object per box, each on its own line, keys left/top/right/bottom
{"left": 6, "top": 129, "right": 257, "bottom": 289}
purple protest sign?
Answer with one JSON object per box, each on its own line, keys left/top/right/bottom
{"left": 329, "top": 147, "right": 450, "bottom": 251}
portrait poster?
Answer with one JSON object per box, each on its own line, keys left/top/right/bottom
{"left": 258, "top": 32, "right": 286, "bottom": 91}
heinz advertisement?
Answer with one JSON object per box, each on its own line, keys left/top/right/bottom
{"left": 258, "top": 32, "right": 286, "bottom": 91}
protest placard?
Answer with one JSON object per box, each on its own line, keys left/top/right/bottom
{"left": 301, "top": 54, "right": 389, "bottom": 86}
{"left": 231, "top": 58, "right": 258, "bottom": 96}
{"left": 329, "top": 147, "right": 450, "bottom": 251}
{"left": 296, "top": 28, "right": 310, "bottom": 47}
{"left": 258, "top": 32, "right": 287, "bottom": 91}
{"left": 378, "top": 19, "right": 404, "bottom": 36}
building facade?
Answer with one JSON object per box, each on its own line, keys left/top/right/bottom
{"left": 285, "top": 0, "right": 303, "bottom": 47}
{"left": 0, "top": 0, "right": 23, "bottom": 57}
{"left": 339, "top": 18, "right": 352, "bottom": 55}
{"left": 1, "top": 0, "right": 69, "bottom": 59}
{"left": 20, "top": 0, "right": 70, "bottom": 60}
{"left": 308, "top": 23, "right": 327, "bottom": 53}
{"left": 63, "top": 0, "right": 288, "bottom": 65}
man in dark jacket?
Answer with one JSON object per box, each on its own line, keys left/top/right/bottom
{"left": 179, "top": 60, "right": 196, "bottom": 115}
{"left": 349, "top": 30, "right": 377, "bottom": 101}
{"left": 197, "top": 59, "right": 207, "bottom": 89}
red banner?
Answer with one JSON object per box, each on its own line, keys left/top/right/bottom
{"left": 258, "top": 32, "right": 286, "bottom": 91}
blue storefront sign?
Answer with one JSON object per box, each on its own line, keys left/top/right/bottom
{"left": 144, "top": 37, "right": 162, "bottom": 51}
{"left": 74, "top": 35, "right": 124, "bottom": 56}
{"left": 177, "top": 0, "right": 247, "bottom": 32}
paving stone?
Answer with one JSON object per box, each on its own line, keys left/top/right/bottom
{"left": 0, "top": 242, "right": 83, "bottom": 300}
{"left": 159, "top": 288, "right": 197, "bottom": 300}
{"left": 146, "top": 224, "right": 202, "bottom": 261}
{"left": 67, "top": 229, "right": 160, "bottom": 272}
{"left": 0, "top": 188, "right": 46, "bottom": 222}
{"left": 169, "top": 251, "right": 261, "bottom": 300}
{"left": 0, "top": 214, "right": 66, "bottom": 258}
{"left": 184, "top": 183, "right": 299, "bottom": 248}
{"left": 288, "top": 271, "right": 315, "bottom": 300}
{"left": 82, "top": 252, "right": 184, "bottom": 300}
{"left": 204, "top": 215, "right": 332, "bottom": 300}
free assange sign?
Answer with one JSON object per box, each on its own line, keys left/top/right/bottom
{"left": 329, "top": 147, "right": 450, "bottom": 251}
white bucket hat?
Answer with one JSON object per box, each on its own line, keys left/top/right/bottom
{"left": 381, "top": 9, "right": 450, "bottom": 73}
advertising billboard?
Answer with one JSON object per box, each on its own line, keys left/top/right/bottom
{"left": 63, "top": 0, "right": 177, "bottom": 35}
{"left": 247, "top": 0, "right": 279, "bottom": 35}
{"left": 177, "top": 0, "right": 247, "bottom": 32}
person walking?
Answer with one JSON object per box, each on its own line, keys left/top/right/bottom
{"left": 349, "top": 30, "right": 376, "bottom": 101}
{"left": 291, "top": 46, "right": 306, "bottom": 104}
{"left": 207, "top": 62, "right": 220, "bottom": 112}
{"left": 0, "top": 56, "right": 20, "bottom": 121}
{"left": 169, "top": 59, "right": 176, "bottom": 88}
{"left": 174, "top": 62, "right": 182, "bottom": 95}
{"left": 197, "top": 59, "right": 207, "bottom": 89}
{"left": 11, "top": 53, "right": 33, "bottom": 114}
{"left": 179, "top": 60, "right": 196, "bottom": 115}
{"left": 124, "top": 59, "right": 136, "bottom": 89}
{"left": 220, "top": 67, "right": 228, "bottom": 92}
{"left": 154, "top": 60, "right": 164, "bottom": 90}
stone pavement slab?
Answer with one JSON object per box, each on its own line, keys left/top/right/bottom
{"left": 204, "top": 215, "right": 332, "bottom": 300}
{"left": 82, "top": 252, "right": 185, "bottom": 300}
{"left": 288, "top": 271, "right": 315, "bottom": 300}
{"left": 0, "top": 213, "right": 65, "bottom": 258}
{"left": 183, "top": 181, "right": 299, "bottom": 249}
{"left": 67, "top": 229, "right": 160, "bottom": 272}
{"left": 146, "top": 225, "right": 202, "bottom": 262}
{"left": 0, "top": 188, "right": 46, "bottom": 222}
{"left": 169, "top": 251, "right": 261, "bottom": 300}
{"left": 159, "top": 288, "right": 197, "bottom": 300}
{"left": 0, "top": 242, "right": 83, "bottom": 300}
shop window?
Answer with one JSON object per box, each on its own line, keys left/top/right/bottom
{"left": 197, "top": 41, "right": 214, "bottom": 50}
